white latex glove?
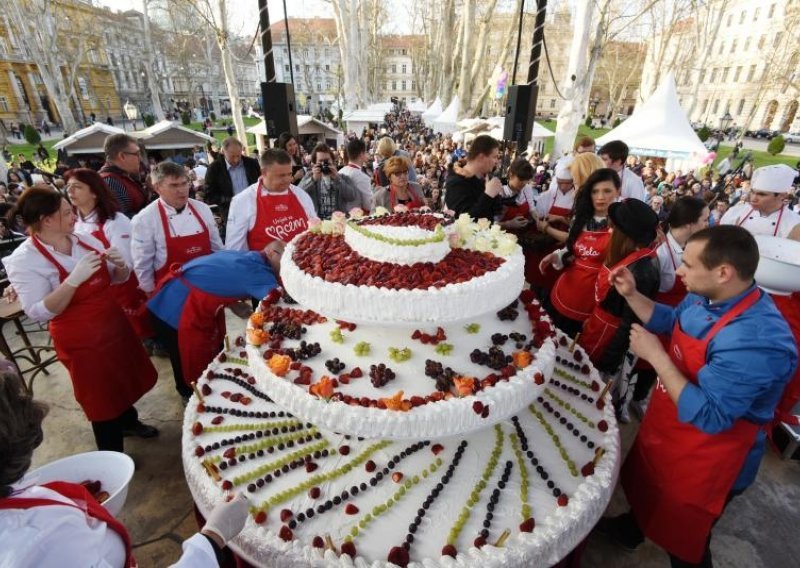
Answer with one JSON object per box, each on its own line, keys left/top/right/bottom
{"left": 104, "top": 247, "right": 127, "bottom": 269}
{"left": 202, "top": 493, "right": 249, "bottom": 546}
{"left": 65, "top": 252, "right": 102, "bottom": 288}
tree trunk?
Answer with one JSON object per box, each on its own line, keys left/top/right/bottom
{"left": 439, "top": 0, "right": 458, "bottom": 104}
{"left": 213, "top": 0, "right": 246, "bottom": 146}
{"left": 456, "top": 1, "right": 476, "bottom": 115}
{"left": 552, "top": 0, "right": 599, "bottom": 159}
{"left": 142, "top": 0, "right": 166, "bottom": 121}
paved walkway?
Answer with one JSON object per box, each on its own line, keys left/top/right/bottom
{"left": 15, "top": 310, "right": 800, "bottom": 567}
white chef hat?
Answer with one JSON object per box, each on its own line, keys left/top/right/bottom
{"left": 554, "top": 156, "right": 574, "bottom": 181}
{"left": 751, "top": 164, "right": 796, "bottom": 193}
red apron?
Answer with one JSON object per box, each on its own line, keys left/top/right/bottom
{"left": 501, "top": 199, "right": 537, "bottom": 284}
{"left": 153, "top": 200, "right": 212, "bottom": 285}
{"left": 527, "top": 201, "right": 573, "bottom": 291}
{"left": 770, "top": 292, "right": 800, "bottom": 426}
{"left": 31, "top": 237, "right": 156, "bottom": 422}
{"left": 155, "top": 266, "right": 236, "bottom": 387}
{"left": 622, "top": 288, "right": 763, "bottom": 563}
{"left": 579, "top": 247, "right": 656, "bottom": 364}
{"left": 90, "top": 223, "right": 153, "bottom": 338}
{"left": 247, "top": 184, "right": 309, "bottom": 251}
{"left": 390, "top": 185, "right": 425, "bottom": 210}
{"left": 550, "top": 226, "right": 611, "bottom": 322}
{"left": 0, "top": 481, "right": 136, "bottom": 567}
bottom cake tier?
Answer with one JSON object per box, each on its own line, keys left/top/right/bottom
{"left": 183, "top": 331, "right": 620, "bottom": 568}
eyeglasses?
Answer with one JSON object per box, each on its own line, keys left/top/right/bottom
{"left": 121, "top": 151, "right": 140, "bottom": 158}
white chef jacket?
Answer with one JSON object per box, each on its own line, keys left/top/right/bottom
{"left": 534, "top": 186, "right": 575, "bottom": 219}
{"left": 619, "top": 167, "right": 647, "bottom": 202}
{"left": 0, "top": 485, "right": 218, "bottom": 568}
{"left": 720, "top": 202, "right": 800, "bottom": 238}
{"left": 225, "top": 182, "right": 317, "bottom": 252}
{"left": 130, "top": 198, "right": 223, "bottom": 293}
{"left": 74, "top": 210, "right": 135, "bottom": 267}
{"left": 338, "top": 163, "right": 373, "bottom": 212}
{"left": 3, "top": 233, "right": 125, "bottom": 323}
{"left": 656, "top": 231, "right": 684, "bottom": 293}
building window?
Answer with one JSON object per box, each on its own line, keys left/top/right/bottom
{"left": 316, "top": 83, "right": 321, "bottom": 91}
{"left": 737, "top": 99, "right": 745, "bottom": 115}
{"left": 769, "top": 4, "right": 776, "bottom": 18}
{"left": 726, "top": 13, "right": 732, "bottom": 26}
{"left": 326, "top": 80, "right": 331, "bottom": 89}
{"left": 295, "top": 64, "right": 300, "bottom": 72}
{"left": 698, "top": 69, "right": 705, "bottom": 83}
{"left": 774, "top": 32, "right": 783, "bottom": 47}
{"left": 730, "top": 39, "right": 737, "bottom": 52}
{"left": 701, "top": 99, "right": 709, "bottom": 114}
{"left": 712, "top": 99, "right": 719, "bottom": 115}
{"left": 710, "top": 68, "right": 718, "bottom": 82}
{"left": 744, "top": 37, "right": 750, "bottom": 51}
{"left": 401, "top": 80, "right": 406, "bottom": 90}
{"left": 739, "top": 10, "right": 746, "bottom": 24}
{"left": 0, "top": 96, "right": 8, "bottom": 112}
{"left": 284, "top": 64, "right": 289, "bottom": 72}
{"left": 550, "top": 98, "right": 556, "bottom": 108}
{"left": 721, "top": 67, "right": 729, "bottom": 82}
{"left": 758, "top": 35, "right": 766, "bottom": 49}
{"left": 733, "top": 66, "right": 742, "bottom": 82}
{"left": 402, "top": 64, "right": 407, "bottom": 74}
{"left": 754, "top": 7, "right": 760, "bottom": 20}
{"left": 718, "top": 41, "right": 724, "bottom": 55}
{"left": 78, "top": 77, "right": 89, "bottom": 99}
{"left": 410, "top": 80, "right": 414, "bottom": 90}
{"left": 391, "top": 64, "right": 396, "bottom": 73}
{"left": 392, "top": 80, "right": 397, "bottom": 90}
{"left": 747, "top": 64, "right": 756, "bottom": 81}
{"left": 325, "top": 64, "right": 330, "bottom": 71}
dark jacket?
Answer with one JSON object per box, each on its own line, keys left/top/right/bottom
{"left": 298, "top": 171, "right": 358, "bottom": 219}
{"left": 595, "top": 255, "right": 661, "bottom": 374}
{"left": 203, "top": 155, "right": 261, "bottom": 209}
{"left": 444, "top": 164, "right": 498, "bottom": 221}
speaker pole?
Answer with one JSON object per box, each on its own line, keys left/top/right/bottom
{"left": 527, "top": 0, "right": 548, "bottom": 84}
{"left": 257, "top": 0, "right": 276, "bottom": 82}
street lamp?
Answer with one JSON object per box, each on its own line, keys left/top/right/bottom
{"left": 719, "top": 111, "right": 733, "bottom": 130}
{"left": 124, "top": 100, "right": 138, "bottom": 130}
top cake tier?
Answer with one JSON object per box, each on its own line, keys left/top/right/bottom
{"left": 280, "top": 212, "right": 525, "bottom": 326}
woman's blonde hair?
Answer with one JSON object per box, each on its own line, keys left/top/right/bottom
{"left": 376, "top": 136, "right": 396, "bottom": 159}
{"left": 570, "top": 153, "right": 605, "bottom": 189}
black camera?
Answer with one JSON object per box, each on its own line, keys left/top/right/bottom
{"left": 319, "top": 160, "right": 331, "bottom": 175}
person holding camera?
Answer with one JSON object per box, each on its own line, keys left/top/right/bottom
{"left": 298, "top": 143, "right": 360, "bottom": 219}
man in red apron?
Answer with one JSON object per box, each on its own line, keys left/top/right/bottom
{"left": 147, "top": 247, "right": 281, "bottom": 402}
{"left": 130, "top": 161, "right": 223, "bottom": 297}
{"left": 224, "top": 148, "right": 317, "bottom": 252}
{"left": 596, "top": 225, "right": 797, "bottom": 567}
{"left": 721, "top": 164, "right": 800, "bottom": 435}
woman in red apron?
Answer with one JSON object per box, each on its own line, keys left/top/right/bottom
{"left": 4, "top": 188, "right": 157, "bottom": 452}
{"left": 372, "top": 156, "right": 426, "bottom": 212}
{"left": 0, "top": 370, "right": 247, "bottom": 567}
{"left": 578, "top": 199, "right": 660, "bottom": 376}
{"left": 66, "top": 168, "right": 153, "bottom": 338}
{"left": 541, "top": 168, "right": 620, "bottom": 337}
{"left": 627, "top": 197, "right": 710, "bottom": 419}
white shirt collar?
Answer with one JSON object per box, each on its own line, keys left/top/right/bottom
{"left": 159, "top": 198, "right": 189, "bottom": 214}
{"left": 666, "top": 230, "right": 683, "bottom": 254}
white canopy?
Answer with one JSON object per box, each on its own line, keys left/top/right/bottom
{"left": 596, "top": 74, "right": 708, "bottom": 170}
{"left": 433, "top": 98, "right": 460, "bottom": 135}
{"left": 367, "top": 102, "right": 393, "bottom": 114}
{"left": 247, "top": 115, "right": 343, "bottom": 139}
{"left": 52, "top": 123, "right": 125, "bottom": 155}
{"left": 422, "top": 97, "right": 443, "bottom": 125}
{"left": 407, "top": 100, "right": 428, "bottom": 113}
{"left": 132, "top": 120, "right": 214, "bottom": 150}
{"left": 342, "top": 108, "right": 386, "bottom": 133}
{"left": 455, "top": 117, "right": 555, "bottom": 142}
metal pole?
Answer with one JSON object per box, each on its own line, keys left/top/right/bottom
{"left": 527, "top": 0, "right": 548, "bottom": 84}
{"left": 282, "top": 0, "right": 295, "bottom": 86}
{"left": 511, "top": 0, "right": 526, "bottom": 85}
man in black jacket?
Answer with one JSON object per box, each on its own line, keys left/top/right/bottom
{"left": 444, "top": 135, "right": 503, "bottom": 220}
{"left": 203, "top": 137, "right": 260, "bottom": 233}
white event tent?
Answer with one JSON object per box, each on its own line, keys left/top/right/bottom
{"left": 408, "top": 100, "right": 428, "bottom": 113}
{"left": 52, "top": 123, "right": 125, "bottom": 155}
{"left": 342, "top": 108, "right": 387, "bottom": 134}
{"left": 432, "top": 98, "right": 460, "bottom": 135}
{"left": 596, "top": 74, "right": 708, "bottom": 171}
{"left": 247, "top": 115, "right": 344, "bottom": 153}
{"left": 421, "top": 97, "right": 443, "bottom": 125}
{"left": 133, "top": 120, "right": 214, "bottom": 150}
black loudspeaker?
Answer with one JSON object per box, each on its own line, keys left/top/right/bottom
{"left": 503, "top": 84, "right": 539, "bottom": 148}
{"left": 261, "top": 82, "right": 299, "bottom": 138}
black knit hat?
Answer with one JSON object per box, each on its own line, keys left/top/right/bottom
{"left": 608, "top": 198, "right": 659, "bottom": 245}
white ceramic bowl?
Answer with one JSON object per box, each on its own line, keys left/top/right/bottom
{"left": 16, "top": 451, "right": 135, "bottom": 517}
{"left": 754, "top": 235, "right": 800, "bottom": 295}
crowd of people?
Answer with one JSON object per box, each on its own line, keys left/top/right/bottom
{"left": 0, "top": 104, "right": 799, "bottom": 568}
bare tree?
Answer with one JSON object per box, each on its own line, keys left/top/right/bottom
{"left": 637, "top": 0, "right": 695, "bottom": 100}
{"left": 330, "top": 0, "right": 369, "bottom": 109}
{"left": 141, "top": 0, "right": 166, "bottom": 121}
{"left": 597, "top": 41, "right": 646, "bottom": 118}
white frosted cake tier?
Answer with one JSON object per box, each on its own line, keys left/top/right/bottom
{"left": 182, "top": 334, "right": 620, "bottom": 568}
{"left": 343, "top": 223, "right": 451, "bottom": 266}
{"left": 246, "top": 292, "right": 555, "bottom": 440}
{"left": 280, "top": 238, "right": 525, "bottom": 326}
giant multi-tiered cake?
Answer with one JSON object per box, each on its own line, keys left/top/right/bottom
{"left": 182, "top": 211, "right": 620, "bottom": 567}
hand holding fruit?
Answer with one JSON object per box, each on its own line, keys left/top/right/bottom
{"left": 201, "top": 493, "right": 250, "bottom": 547}
{"left": 65, "top": 253, "right": 102, "bottom": 288}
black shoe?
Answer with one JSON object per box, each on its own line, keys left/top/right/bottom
{"left": 123, "top": 422, "right": 160, "bottom": 438}
{"left": 593, "top": 515, "right": 643, "bottom": 552}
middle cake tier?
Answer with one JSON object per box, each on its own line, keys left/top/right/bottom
{"left": 246, "top": 290, "right": 557, "bottom": 440}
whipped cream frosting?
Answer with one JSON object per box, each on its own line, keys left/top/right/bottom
{"left": 343, "top": 224, "right": 451, "bottom": 266}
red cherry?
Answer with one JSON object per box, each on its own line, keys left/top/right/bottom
{"left": 557, "top": 494, "right": 569, "bottom": 507}
{"left": 442, "top": 544, "right": 457, "bottom": 558}
{"left": 365, "top": 460, "right": 377, "bottom": 473}
{"left": 387, "top": 546, "right": 410, "bottom": 567}
{"left": 308, "top": 487, "right": 321, "bottom": 499}
{"left": 254, "top": 510, "right": 267, "bottom": 524}
{"left": 431, "top": 444, "right": 444, "bottom": 455}
{"left": 278, "top": 525, "right": 293, "bottom": 541}
{"left": 472, "top": 401, "right": 485, "bottom": 414}
{"left": 221, "top": 480, "right": 233, "bottom": 490}
{"left": 391, "top": 472, "right": 404, "bottom": 483}
{"left": 474, "top": 536, "right": 487, "bottom": 548}
{"left": 581, "top": 462, "right": 595, "bottom": 477}
{"left": 598, "top": 420, "right": 608, "bottom": 432}
{"left": 280, "top": 509, "right": 293, "bottom": 522}
{"left": 312, "top": 536, "right": 325, "bottom": 548}
{"left": 345, "top": 503, "right": 359, "bottom": 515}
{"left": 191, "top": 422, "right": 203, "bottom": 436}
{"left": 194, "top": 446, "right": 205, "bottom": 457}
{"left": 519, "top": 517, "right": 535, "bottom": 532}
{"left": 211, "top": 415, "right": 224, "bottom": 425}
{"left": 201, "top": 384, "right": 212, "bottom": 396}
{"left": 340, "top": 541, "right": 356, "bottom": 558}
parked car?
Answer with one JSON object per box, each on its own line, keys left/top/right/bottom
{"left": 783, "top": 131, "right": 800, "bottom": 143}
